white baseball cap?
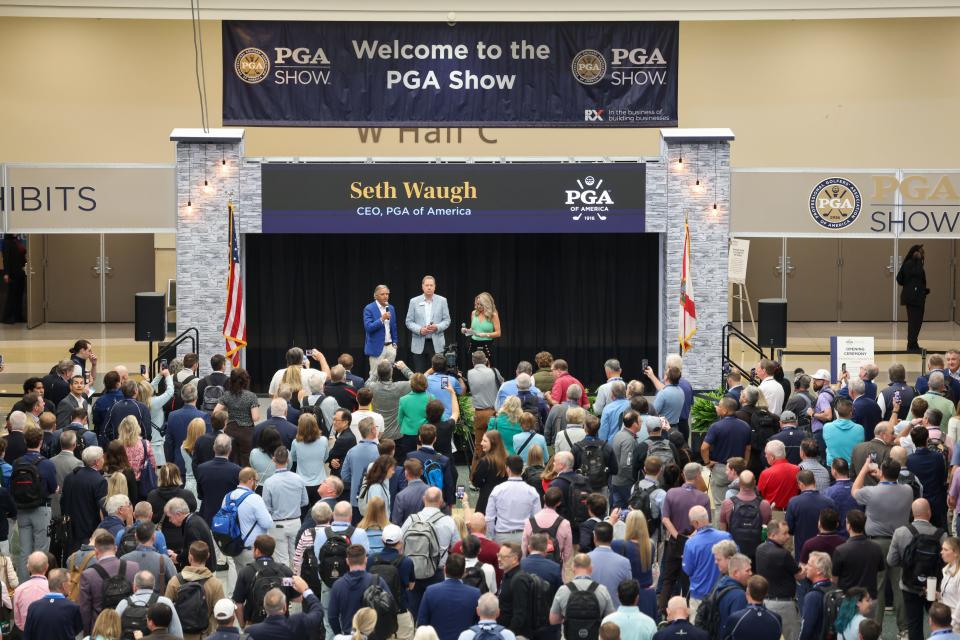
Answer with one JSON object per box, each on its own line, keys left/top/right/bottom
{"left": 214, "top": 598, "right": 236, "bottom": 621}
{"left": 811, "top": 369, "right": 831, "bottom": 382}
{"left": 382, "top": 524, "right": 403, "bottom": 545}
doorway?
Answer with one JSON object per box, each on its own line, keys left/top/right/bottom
{"left": 29, "top": 234, "right": 155, "bottom": 324}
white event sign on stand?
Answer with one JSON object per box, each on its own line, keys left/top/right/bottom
{"left": 830, "top": 336, "right": 875, "bottom": 383}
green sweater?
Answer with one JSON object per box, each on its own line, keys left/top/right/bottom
{"left": 491, "top": 413, "right": 522, "bottom": 455}
{"left": 397, "top": 391, "right": 433, "bottom": 436}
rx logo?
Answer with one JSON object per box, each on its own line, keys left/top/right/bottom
{"left": 584, "top": 109, "right": 605, "bottom": 122}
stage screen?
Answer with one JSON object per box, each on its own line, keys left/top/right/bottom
{"left": 245, "top": 233, "right": 660, "bottom": 391}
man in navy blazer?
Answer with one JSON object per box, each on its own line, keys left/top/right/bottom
{"left": 417, "top": 554, "right": 481, "bottom": 640}
{"left": 252, "top": 399, "right": 298, "bottom": 449}
{"left": 164, "top": 382, "right": 211, "bottom": 476}
{"left": 245, "top": 575, "right": 323, "bottom": 640}
{"left": 405, "top": 275, "right": 452, "bottom": 373}
{"left": 195, "top": 434, "right": 241, "bottom": 523}
{"left": 364, "top": 284, "right": 399, "bottom": 380}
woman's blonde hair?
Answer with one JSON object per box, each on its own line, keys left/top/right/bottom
{"left": 944, "top": 536, "right": 960, "bottom": 571}
{"left": 452, "top": 513, "right": 468, "bottom": 541}
{"left": 566, "top": 407, "right": 586, "bottom": 425}
{"left": 158, "top": 462, "right": 182, "bottom": 488}
{"left": 117, "top": 415, "right": 141, "bottom": 447}
{"left": 499, "top": 396, "right": 523, "bottom": 423}
{"left": 541, "top": 454, "right": 559, "bottom": 482}
{"left": 280, "top": 365, "right": 303, "bottom": 396}
{"left": 358, "top": 496, "right": 389, "bottom": 530}
{"left": 624, "top": 509, "right": 653, "bottom": 571}
{"left": 136, "top": 380, "right": 154, "bottom": 405}
{"left": 413, "top": 626, "right": 441, "bottom": 640}
{"left": 182, "top": 418, "right": 207, "bottom": 455}
{"left": 106, "top": 471, "right": 128, "bottom": 501}
{"left": 350, "top": 607, "right": 378, "bottom": 640}
{"left": 91, "top": 608, "right": 122, "bottom": 640}
{"left": 526, "top": 444, "right": 545, "bottom": 467}
{"left": 474, "top": 292, "right": 497, "bottom": 317}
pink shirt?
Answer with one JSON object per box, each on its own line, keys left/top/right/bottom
{"left": 13, "top": 575, "right": 48, "bottom": 630}
{"left": 522, "top": 507, "right": 574, "bottom": 565}
{"left": 124, "top": 439, "right": 157, "bottom": 480}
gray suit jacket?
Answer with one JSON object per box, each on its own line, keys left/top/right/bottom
{"left": 405, "top": 294, "right": 451, "bottom": 354}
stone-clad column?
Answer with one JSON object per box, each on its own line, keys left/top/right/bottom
{"left": 170, "top": 128, "right": 245, "bottom": 371}
{"left": 659, "top": 129, "right": 734, "bottom": 390}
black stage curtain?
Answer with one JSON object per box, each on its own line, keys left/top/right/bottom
{"left": 245, "top": 233, "right": 660, "bottom": 392}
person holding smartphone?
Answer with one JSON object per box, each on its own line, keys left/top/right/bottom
{"left": 461, "top": 292, "right": 501, "bottom": 367}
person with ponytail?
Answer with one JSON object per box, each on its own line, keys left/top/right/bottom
{"left": 333, "top": 607, "right": 377, "bottom": 640}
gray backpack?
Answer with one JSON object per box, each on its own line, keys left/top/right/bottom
{"left": 403, "top": 512, "right": 443, "bottom": 579}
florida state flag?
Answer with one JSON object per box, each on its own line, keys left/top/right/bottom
{"left": 678, "top": 219, "right": 697, "bottom": 353}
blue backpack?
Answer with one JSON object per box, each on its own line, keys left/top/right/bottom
{"left": 423, "top": 454, "right": 444, "bottom": 490}
{"left": 211, "top": 489, "right": 255, "bottom": 557}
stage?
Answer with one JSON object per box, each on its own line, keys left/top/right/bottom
{"left": 245, "top": 233, "right": 660, "bottom": 391}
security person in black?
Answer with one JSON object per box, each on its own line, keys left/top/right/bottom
{"left": 231, "top": 534, "right": 293, "bottom": 627}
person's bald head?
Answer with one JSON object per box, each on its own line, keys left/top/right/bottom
{"left": 424, "top": 487, "right": 443, "bottom": 507}
{"left": 739, "top": 470, "right": 756, "bottom": 492}
{"left": 467, "top": 513, "right": 486, "bottom": 533}
{"left": 333, "top": 501, "right": 353, "bottom": 522}
{"left": 912, "top": 498, "right": 932, "bottom": 520}
{"left": 666, "top": 596, "right": 689, "bottom": 621}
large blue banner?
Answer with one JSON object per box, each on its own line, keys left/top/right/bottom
{"left": 223, "top": 21, "right": 678, "bottom": 127}
{"left": 261, "top": 162, "right": 646, "bottom": 233}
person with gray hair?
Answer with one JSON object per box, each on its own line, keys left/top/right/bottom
{"left": 98, "top": 493, "right": 133, "bottom": 538}
{"left": 593, "top": 359, "right": 625, "bottom": 416}
{"left": 919, "top": 370, "right": 955, "bottom": 429}
{"left": 457, "top": 592, "right": 518, "bottom": 640}
{"left": 115, "top": 570, "right": 184, "bottom": 637}
{"left": 405, "top": 274, "right": 452, "bottom": 374}
{"left": 681, "top": 505, "right": 733, "bottom": 619}
{"left": 194, "top": 433, "right": 242, "bottom": 526}
{"left": 62, "top": 444, "right": 108, "bottom": 556}
{"left": 292, "top": 501, "right": 333, "bottom": 580}
{"left": 51, "top": 423, "right": 83, "bottom": 519}
{"left": 20, "top": 566, "right": 82, "bottom": 640}
{"left": 363, "top": 284, "right": 399, "bottom": 380}
{"left": 798, "top": 551, "right": 834, "bottom": 640}
{"left": 658, "top": 462, "right": 711, "bottom": 614}
{"left": 544, "top": 382, "right": 584, "bottom": 446}
{"left": 163, "top": 379, "right": 212, "bottom": 478}
{"left": 365, "top": 359, "right": 414, "bottom": 440}
{"left": 495, "top": 361, "right": 544, "bottom": 410}
{"left": 598, "top": 379, "right": 629, "bottom": 443}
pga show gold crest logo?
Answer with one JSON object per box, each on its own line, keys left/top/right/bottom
{"left": 572, "top": 50, "right": 606, "bottom": 85}
{"left": 809, "top": 177, "right": 862, "bottom": 229}
{"left": 235, "top": 48, "right": 270, "bottom": 84}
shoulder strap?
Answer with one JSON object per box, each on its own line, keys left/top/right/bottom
{"left": 906, "top": 523, "right": 919, "bottom": 538}
{"left": 78, "top": 551, "right": 96, "bottom": 572}
{"left": 517, "top": 432, "right": 537, "bottom": 455}
{"left": 147, "top": 591, "right": 160, "bottom": 606}
{"left": 92, "top": 564, "right": 110, "bottom": 580}
{"left": 586, "top": 581, "right": 599, "bottom": 593}
{"left": 563, "top": 429, "right": 573, "bottom": 449}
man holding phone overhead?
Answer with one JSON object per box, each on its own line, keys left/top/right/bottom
{"left": 363, "top": 284, "right": 399, "bottom": 379}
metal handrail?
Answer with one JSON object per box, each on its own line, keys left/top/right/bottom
{"left": 150, "top": 327, "right": 199, "bottom": 377}
{"left": 722, "top": 322, "right": 765, "bottom": 390}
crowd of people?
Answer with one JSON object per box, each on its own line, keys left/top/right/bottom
{"left": 2, "top": 337, "right": 960, "bottom": 640}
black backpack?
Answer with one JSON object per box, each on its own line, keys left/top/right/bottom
{"left": 751, "top": 410, "right": 781, "bottom": 455}
{"left": 628, "top": 479, "right": 659, "bottom": 527}
{"left": 362, "top": 574, "right": 399, "bottom": 640}
{"left": 563, "top": 581, "right": 602, "bottom": 640}
{"left": 171, "top": 373, "right": 198, "bottom": 412}
{"left": 120, "top": 592, "right": 159, "bottom": 640}
{"left": 200, "top": 376, "right": 226, "bottom": 413}
{"left": 519, "top": 393, "right": 542, "bottom": 429}
{"left": 901, "top": 524, "right": 945, "bottom": 589}
{"left": 174, "top": 574, "right": 210, "bottom": 634}
{"left": 318, "top": 526, "right": 354, "bottom": 587}
{"left": 694, "top": 583, "right": 740, "bottom": 638}
{"left": 11, "top": 457, "right": 45, "bottom": 509}
{"left": 93, "top": 560, "right": 134, "bottom": 610}
{"left": 515, "top": 572, "right": 551, "bottom": 635}
{"left": 575, "top": 441, "right": 608, "bottom": 491}
{"left": 728, "top": 496, "right": 763, "bottom": 558}
{"left": 522, "top": 465, "right": 545, "bottom": 499}
{"left": 118, "top": 526, "right": 139, "bottom": 557}
{"left": 297, "top": 528, "right": 325, "bottom": 595}
{"left": 300, "top": 396, "right": 330, "bottom": 437}
{"left": 462, "top": 562, "right": 490, "bottom": 594}
{"left": 564, "top": 474, "right": 592, "bottom": 530}
{"left": 814, "top": 582, "right": 845, "bottom": 640}
{"left": 369, "top": 554, "right": 405, "bottom": 605}
{"left": 528, "top": 515, "right": 564, "bottom": 564}
{"left": 249, "top": 562, "right": 286, "bottom": 623}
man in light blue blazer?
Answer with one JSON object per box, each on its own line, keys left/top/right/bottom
{"left": 363, "top": 284, "right": 398, "bottom": 379}
{"left": 405, "top": 275, "right": 452, "bottom": 373}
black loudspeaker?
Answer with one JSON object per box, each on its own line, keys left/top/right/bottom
{"left": 135, "top": 292, "right": 167, "bottom": 342}
{"left": 758, "top": 298, "right": 788, "bottom": 348}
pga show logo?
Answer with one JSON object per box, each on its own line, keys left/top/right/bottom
{"left": 809, "top": 177, "right": 862, "bottom": 229}
{"left": 566, "top": 176, "right": 614, "bottom": 222}
{"left": 234, "top": 46, "right": 331, "bottom": 85}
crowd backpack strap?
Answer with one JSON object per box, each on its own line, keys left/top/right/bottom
{"left": 516, "top": 431, "right": 537, "bottom": 456}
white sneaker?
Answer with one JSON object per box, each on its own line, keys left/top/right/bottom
{"left": 897, "top": 631, "right": 908, "bottom": 640}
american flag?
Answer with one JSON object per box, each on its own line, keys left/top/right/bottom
{"left": 223, "top": 202, "right": 246, "bottom": 366}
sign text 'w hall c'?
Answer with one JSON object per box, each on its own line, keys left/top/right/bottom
{"left": 223, "top": 21, "right": 678, "bottom": 128}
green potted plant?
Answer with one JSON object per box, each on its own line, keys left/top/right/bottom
{"left": 689, "top": 388, "right": 724, "bottom": 463}
{"left": 455, "top": 394, "right": 476, "bottom": 465}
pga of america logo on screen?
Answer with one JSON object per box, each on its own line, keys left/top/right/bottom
{"left": 566, "top": 176, "right": 614, "bottom": 222}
